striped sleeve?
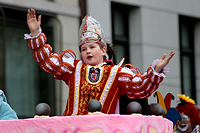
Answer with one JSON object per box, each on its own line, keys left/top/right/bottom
{"left": 118, "top": 64, "right": 166, "bottom": 99}
{"left": 26, "top": 33, "right": 76, "bottom": 79}
{"left": 28, "top": 33, "right": 47, "bottom": 50}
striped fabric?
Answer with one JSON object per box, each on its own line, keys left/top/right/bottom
{"left": 27, "top": 33, "right": 167, "bottom": 116}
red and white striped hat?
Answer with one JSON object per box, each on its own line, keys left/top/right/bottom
{"left": 79, "top": 13, "right": 106, "bottom": 51}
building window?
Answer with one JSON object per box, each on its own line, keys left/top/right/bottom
{"left": 0, "top": 7, "right": 55, "bottom": 118}
{"left": 179, "top": 16, "right": 196, "bottom": 100}
{"left": 111, "top": 3, "right": 130, "bottom": 64}
{"left": 111, "top": 3, "right": 148, "bottom": 115}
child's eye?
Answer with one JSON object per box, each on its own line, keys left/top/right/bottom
{"left": 81, "top": 49, "right": 86, "bottom": 51}
{"left": 90, "top": 46, "right": 95, "bottom": 49}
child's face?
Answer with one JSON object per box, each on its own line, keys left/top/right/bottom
{"left": 80, "top": 43, "right": 106, "bottom": 66}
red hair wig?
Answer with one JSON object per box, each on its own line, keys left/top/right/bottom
{"left": 176, "top": 102, "right": 200, "bottom": 127}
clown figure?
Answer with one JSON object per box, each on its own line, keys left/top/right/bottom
{"left": 175, "top": 94, "right": 200, "bottom": 133}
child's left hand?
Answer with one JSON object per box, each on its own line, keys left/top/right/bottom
{"left": 155, "top": 50, "right": 175, "bottom": 73}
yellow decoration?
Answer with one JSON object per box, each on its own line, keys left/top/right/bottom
{"left": 78, "top": 129, "right": 103, "bottom": 133}
{"left": 153, "top": 91, "right": 167, "bottom": 114}
{"left": 149, "top": 127, "right": 157, "bottom": 133}
{"left": 177, "top": 94, "right": 195, "bottom": 104}
{"left": 142, "top": 128, "right": 144, "bottom": 133}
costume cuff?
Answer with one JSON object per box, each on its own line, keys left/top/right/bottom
{"left": 24, "top": 27, "right": 42, "bottom": 39}
{"left": 151, "top": 59, "right": 170, "bottom": 78}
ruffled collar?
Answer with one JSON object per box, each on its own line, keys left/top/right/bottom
{"left": 81, "top": 59, "right": 115, "bottom": 67}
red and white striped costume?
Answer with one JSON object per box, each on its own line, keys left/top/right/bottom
{"left": 25, "top": 32, "right": 168, "bottom": 116}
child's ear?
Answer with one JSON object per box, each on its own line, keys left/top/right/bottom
{"left": 102, "top": 47, "right": 107, "bottom": 56}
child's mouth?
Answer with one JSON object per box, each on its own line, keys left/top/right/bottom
{"left": 87, "top": 56, "right": 92, "bottom": 59}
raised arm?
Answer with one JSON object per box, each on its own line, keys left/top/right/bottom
{"left": 155, "top": 50, "right": 175, "bottom": 73}
{"left": 118, "top": 50, "right": 175, "bottom": 99}
{"left": 27, "top": 9, "right": 41, "bottom": 37}
{"left": 25, "top": 9, "right": 76, "bottom": 80}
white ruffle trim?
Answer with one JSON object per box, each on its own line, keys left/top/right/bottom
{"left": 24, "top": 27, "right": 42, "bottom": 39}
{"left": 118, "top": 77, "right": 130, "bottom": 81}
{"left": 151, "top": 59, "right": 169, "bottom": 77}
{"left": 95, "top": 62, "right": 106, "bottom": 67}
{"left": 120, "top": 67, "right": 135, "bottom": 75}
{"left": 62, "top": 56, "right": 75, "bottom": 68}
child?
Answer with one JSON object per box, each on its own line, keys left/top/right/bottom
{"left": 24, "top": 9, "right": 175, "bottom": 116}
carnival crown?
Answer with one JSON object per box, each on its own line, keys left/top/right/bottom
{"left": 79, "top": 13, "right": 106, "bottom": 51}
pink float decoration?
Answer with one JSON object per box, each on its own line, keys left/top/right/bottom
{"left": 0, "top": 114, "right": 173, "bottom": 133}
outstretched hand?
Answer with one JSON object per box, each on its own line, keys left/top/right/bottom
{"left": 27, "top": 9, "right": 41, "bottom": 37}
{"left": 155, "top": 50, "right": 175, "bottom": 73}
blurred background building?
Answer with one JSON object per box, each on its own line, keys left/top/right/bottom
{"left": 0, "top": 0, "right": 199, "bottom": 118}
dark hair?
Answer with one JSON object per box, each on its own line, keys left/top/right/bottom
{"left": 99, "top": 41, "right": 116, "bottom": 64}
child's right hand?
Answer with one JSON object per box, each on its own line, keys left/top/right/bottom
{"left": 27, "top": 9, "right": 41, "bottom": 37}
